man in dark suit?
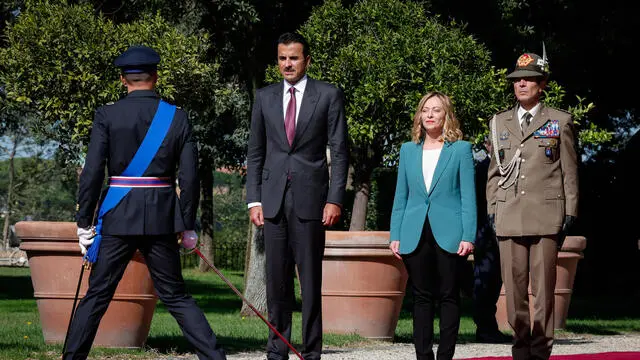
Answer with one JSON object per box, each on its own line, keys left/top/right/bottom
{"left": 246, "top": 32, "right": 349, "bottom": 360}
{"left": 66, "top": 45, "right": 227, "bottom": 360}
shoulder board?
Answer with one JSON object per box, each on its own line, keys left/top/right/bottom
{"left": 555, "top": 108, "right": 571, "bottom": 115}
{"left": 496, "top": 108, "right": 510, "bottom": 115}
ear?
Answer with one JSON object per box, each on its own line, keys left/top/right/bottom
{"left": 120, "top": 74, "right": 127, "bottom": 87}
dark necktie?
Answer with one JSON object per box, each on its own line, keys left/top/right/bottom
{"left": 522, "top": 112, "right": 532, "bottom": 135}
{"left": 285, "top": 86, "right": 296, "bottom": 146}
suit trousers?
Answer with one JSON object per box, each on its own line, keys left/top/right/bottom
{"left": 63, "top": 234, "right": 226, "bottom": 360}
{"left": 402, "top": 217, "right": 463, "bottom": 360}
{"left": 498, "top": 236, "right": 558, "bottom": 360}
{"left": 472, "top": 221, "right": 503, "bottom": 334}
{"left": 264, "top": 184, "right": 325, "bottom": 360}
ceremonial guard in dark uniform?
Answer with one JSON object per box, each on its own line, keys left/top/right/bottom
{"left": 65, "top": 45, "right": 227, "bottom": 360}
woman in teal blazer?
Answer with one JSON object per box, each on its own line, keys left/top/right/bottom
{"left": 390, "top": 91, "right": 477, "bottom": 360}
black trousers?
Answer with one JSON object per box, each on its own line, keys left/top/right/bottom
{"left": 264, "top": 184, "right": 325, "bottom": 360}
{"left": 402, "top": 218, "right": 463, "bottom": 360}
{"left": 63, "top": 234, "right": 226, "bottom": 360}
{"left": 472, "top": 221, "right": 503, "bottom": 334}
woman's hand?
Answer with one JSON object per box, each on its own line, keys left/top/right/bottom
{"left": 389, "top": 241, "right": 402, "bottom": 260}
{"left": 457, "top": 241, "right": 474, "bottom": 257}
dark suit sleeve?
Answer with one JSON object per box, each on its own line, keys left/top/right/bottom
{"left": 177, "top": 112, "right": 200, "bottom": 230}
{"left": 246, "top": 89, "right": 266, "bottom": 204}
{"left": 326, "top": 87, "right": 349, "bottom": 206}
{"left": 76, "top": 108, "right": 108, "bottom": 228}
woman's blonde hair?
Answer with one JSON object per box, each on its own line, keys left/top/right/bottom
{"left": 411, "top": 91, "right": 463, "bottom": 143}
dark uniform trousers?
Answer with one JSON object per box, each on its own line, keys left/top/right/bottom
{"left": 472, "top": 221, "right": 503, "bottom": 334}
{"left": 63, "top": 234, "right": 226, "bottom": 360}
{"left": 264, "top": 183, "right": 325, "bottom": 360}
{"left": 498, "top": 235, "right": 558, "bottom": 360}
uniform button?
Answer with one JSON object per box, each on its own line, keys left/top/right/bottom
{"left": 557, "top": 194, "right": 561, "bottom": 198}
{"left": 521, "top": 158, "right": 526, "bottom": 162}
{"left": 520, "top": 144, "right": 524, "bottom": 148}
{"left": 521, "top": 175, "right": 525, "bottom": 179}
{"left": 521, "top": 190, "right": 525, "bottom": 195}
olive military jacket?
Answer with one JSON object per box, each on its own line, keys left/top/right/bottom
{"left": 486, "top": 103, "right": 578, "bottom": 237}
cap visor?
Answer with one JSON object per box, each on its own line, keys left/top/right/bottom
{"left": 506, "top": 69, "right": 545, "bottom": 79}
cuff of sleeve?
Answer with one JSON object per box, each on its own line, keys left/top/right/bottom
{"left": 77, "top": 217, "right": 91, "bottom": 228}
{"left": 248, "top": 202, "right": 262, "bottom": 209}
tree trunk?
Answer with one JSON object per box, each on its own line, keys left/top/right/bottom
{"left": 2, "top": 136, "right": 18, "bottom": 249}
{"left": 241, "top": 222, "right": 268, "bottom": 316}
{"left": 349, "top": 177, "right": 371, "bottom": 231}
{"left": 198, "top": 157, "right": 215, "bottom": 272}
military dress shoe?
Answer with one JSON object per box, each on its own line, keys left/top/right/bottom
{"left": 475, "top": 330, "right": 512, "bottom": 343}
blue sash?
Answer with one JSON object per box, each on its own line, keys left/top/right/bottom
{"left": 84, "top": 101, "right": 177, "bottom": 264}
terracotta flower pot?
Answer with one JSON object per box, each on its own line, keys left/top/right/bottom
{"left": 322, "top": 231, "right": 408, "bottom": 341}
{"left": 17, "top": 221, "right": 157, "bottom": 348}
{"left": 495, "top": 235, "right": 587, "bottom": 330}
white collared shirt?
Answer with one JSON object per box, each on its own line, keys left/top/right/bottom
{"left": 517, "top": 102, "right": 541, "bottom": 127}
{"left": 282, "top": 75, "right": 308, "bottom": 125}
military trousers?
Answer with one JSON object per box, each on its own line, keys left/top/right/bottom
{"left": 498, "top": 235, "right": 558, "bottom": 360}
{"left": 63, "top": 234, "right": 227, "bottom": 360}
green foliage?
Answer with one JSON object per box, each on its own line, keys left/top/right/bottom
{"left": 0, "top": 155, "right": 77, "bottom": 222}
{"left": 268, "top": 0, "right": 510, "bottom": 169}
{"left": 0, "top": 0, "right": 249, "bottom": 167}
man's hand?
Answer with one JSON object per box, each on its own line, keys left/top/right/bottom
{"left": 457, "top": 241, "right": 474, "bottom": 257}
{"left": 249, "top": 206, "right": 264, "bottom": 227}
{"left": 487, "top": 214, "right": 496, "bottom": 233}
{"left": 77, "top": 226, "right": 95, "bottom": 255}
{"left": 322, "top": 203, "right": 341, "bottom": 227}
{"left": 389, "top": 240, "right": 402, "bottom": 260}
{"left": 180, "top": 230, "right": 198, "bottom": 250}
{"left": 562, "top": 215, "right": 576, "bottom": 233}
{"left": 558, "top": 215, "right": 576, "bottom": 250}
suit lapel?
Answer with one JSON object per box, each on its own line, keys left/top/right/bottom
{"left": 414, "top": 143, "right": 428, "bottom": 197}
{"left": 428, "top": 142, "right": 453, "bottom": 196}
{"left": 292, "top": 79, "right": 319, "bottom": 147}
{"left": 270, "top": 83, "right": 289, "bottom": 146}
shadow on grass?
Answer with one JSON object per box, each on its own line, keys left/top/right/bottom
{"left": 146, "top": 334, "right": 291, "bottom": 354}
{"left": 0, "top": 274, "right": 34, "bottom": 300}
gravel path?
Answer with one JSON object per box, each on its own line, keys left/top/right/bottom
{"left": 155, "top": 333, "right": 640, "bottom": 359}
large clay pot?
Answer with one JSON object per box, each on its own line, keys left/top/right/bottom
{"left": 322, "top": 231, "right": 408, "bottom": 341}
{"left": 496, "top": 235, "right": 587, "bottom": 330}
{"left": 17, "top": 221, "right": 157, "bottom": 347}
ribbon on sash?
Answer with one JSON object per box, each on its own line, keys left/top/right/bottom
{"left": 84, "top": 101, "right": 176, "bottom": 264}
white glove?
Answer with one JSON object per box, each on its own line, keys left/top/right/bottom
{"left": 180, "top": 230, "right": 198, "bottom": 250}
{"left": 77, "top": 227, "right": 95, "bottom": 255}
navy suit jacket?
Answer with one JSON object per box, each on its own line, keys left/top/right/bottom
{"left": 246, "top": 78, "right": 349, "bottom": 219}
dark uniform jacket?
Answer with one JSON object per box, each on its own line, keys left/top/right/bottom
{"left": 486, "top": 103, "right": 578, "bottom": 237}
{"left": 76, "top": 90, "right": 199, "bottom": 235}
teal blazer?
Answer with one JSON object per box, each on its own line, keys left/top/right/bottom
{"left": 390, "top": 140, "right": 477, "bottom": 254}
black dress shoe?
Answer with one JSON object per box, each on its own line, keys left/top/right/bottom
{"left": 475, "top": 331, "right": 512, "bottom": 343}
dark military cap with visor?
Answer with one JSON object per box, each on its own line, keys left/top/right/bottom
{"left": 114, "top": 45, "right": 160, "bottom": 74}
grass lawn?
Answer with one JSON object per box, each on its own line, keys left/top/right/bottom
{"left": 1, "top": 266, "right": 639, "bottom": 360}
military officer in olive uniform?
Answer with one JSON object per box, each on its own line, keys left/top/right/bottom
{"left": 486, "top": 52, "right": 579, "bottom": 360}
{"left": 65, "top": 46, "right": 227, "bottom": 360}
